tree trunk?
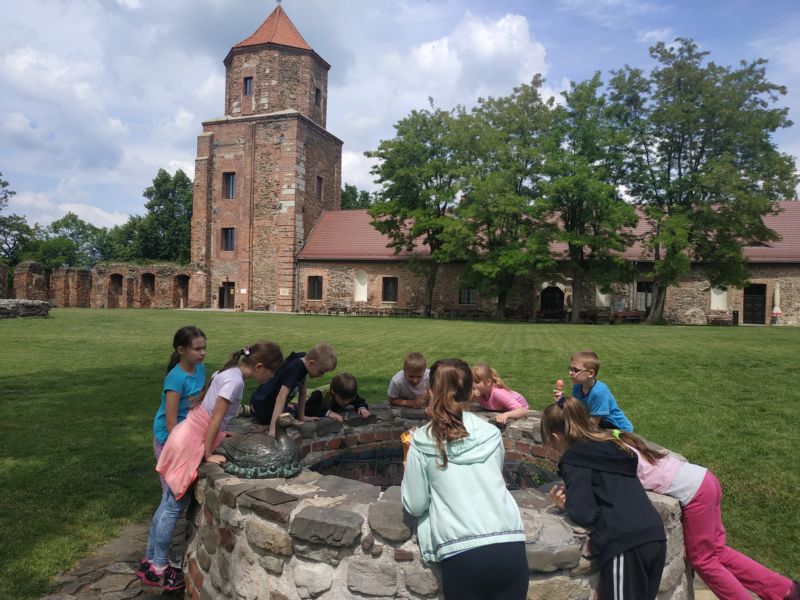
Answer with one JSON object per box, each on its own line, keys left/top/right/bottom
{"left": 424, "top": 261, "right": 439, "bottom": 317}
{"left": 570, "top": 269, "right": 583, "bottom": 324}
{"left": 647, "top": 283, "right": 668, "bottom": 323}
{"left": 495, "top": 289, "right": 508, "bottom": 320}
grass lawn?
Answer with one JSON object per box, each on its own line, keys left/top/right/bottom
{"left": 1, "top": 308, "right": 798, "bottom": 598}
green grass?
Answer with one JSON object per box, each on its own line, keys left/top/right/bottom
{"left": 1, "top": 309, "right": 798, "bottom": 597}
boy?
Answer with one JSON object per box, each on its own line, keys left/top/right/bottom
{"left": 250, "top": 342, "right": 337, "bottom": 436}
{"left": 388, "top": 352, "right": 429, "bottom": 409}
{"left": 304, "top": 373, "right": 370, "bottom": 422}
{"left": 557, "top": 350, "right": 633, "bottom": 432}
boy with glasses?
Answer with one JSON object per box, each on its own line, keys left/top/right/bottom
{"left": 554, "top": 350, "right": 633, "bottom": 431}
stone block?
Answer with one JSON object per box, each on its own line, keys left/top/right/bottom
{"left": 368, "top": 501, "right": 411, "bottom": 543}
{"left": 245, "top": 518, "right": 293, "bottom": 556}
{"left": 315, "top": 419, "right": 344, "bottom": 436}
{"left": 219, "top": 527, "right": 236, "bottom": 552}
{"left": 347, "top": 557, "right": 398, "bottom": 596}
{"left": 380, "top": 486, "right": 402, "bottom": 503}
{"left": 238, "top": 492, "right": 298, "bottom": 524}
{"left": 258, "top": 554, "right": 285, "bottom": 575}
{"left": 219, "top": 481, "right": 255, "bottom": 507}
{"left": 293, "top": 561, "right": 334, "bottom": 598}
{"left": 290, "top": 505, "right": 364, "bottom": 547}
{"left": 524, "top": 511, "right": 581, "bottom": 572}
{"left": 393, "top": 548, "right": 414, "bottom": 562}
{"left": 402, "top": 562, "right": 440, "bottom": 596}
{"left": 528, "top": 572, "right": 593, "bottom": 599}
{"left": 313, "top": 475, "right": 381, "bottom": 505}
{"left": 293, "top": 540, "right": 344, "bottom": 566}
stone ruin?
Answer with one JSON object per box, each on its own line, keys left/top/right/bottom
{"left": 183, "top": 406, "right": 692, "bottom": 600}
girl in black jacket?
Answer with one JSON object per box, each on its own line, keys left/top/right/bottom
{"left": 541, "top": 397, "right": 666, "bottom": 600}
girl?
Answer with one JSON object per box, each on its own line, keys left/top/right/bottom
{"left": 137, "top": 341, "right": 283, "bottom": 591}
{"left": 152, "top": 326, "right": 207, "bottom": 480}
{"left": 471, "top": 363, "right": 529, "bottom": 425}
{"left": 589, "top": 427, "right": 798, "bottom": 599}
{"left": 542, "top": 397, "right": 665, "bottom": 600}
{"left": 401, "top": 359, "right": 528, "bottom": 600}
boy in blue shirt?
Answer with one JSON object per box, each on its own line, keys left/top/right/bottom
{"left": 555, "top": 350, "right": 633, "bottom": 432}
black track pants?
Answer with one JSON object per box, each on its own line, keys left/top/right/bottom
{"left": 439, "top": 541, "right": 528, "bottom": 600}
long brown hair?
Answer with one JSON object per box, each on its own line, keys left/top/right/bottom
{"left": 428, "top": 358, "right": 472, "bottom": 468}
{"left": 541, "top": 396, "right": 666, "bottom": 465}
{"left": 471, "top": 362, "right": 508, "bottom": 390}
{"left": 220, "top": 341, "right": 284, "bottom": 372}
{"left": 166, "top": 326, "right": 206, "bottom": 374}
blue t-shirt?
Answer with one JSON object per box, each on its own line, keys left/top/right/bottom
{"left": 572, "top": 380, "right": 633, "bottom": 432}
{"left": 153, "top": 363, "right": 206, "bottom": 444}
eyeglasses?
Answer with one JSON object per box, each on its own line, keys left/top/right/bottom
{"left": 568, "top": 367, "right": 586, "bottom": 375}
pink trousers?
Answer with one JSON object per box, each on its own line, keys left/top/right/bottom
{"left": 683, "top": 471, "right": 791, "bottom": 600}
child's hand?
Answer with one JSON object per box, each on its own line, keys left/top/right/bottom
{"left": 206, "top": 454, "right": 226, "bottom": 465}
{"left": 326, "top": 411, "right": 343, "bottom": 422}
{"left": 495, "top": 413, "right": 510, "bottom": 425}
{"left": 411, "top": 397, "right": 426, "bottom": 409}
{"left": 358, "top": 407, "right": 370, "bottom": 418}
{"left": 549, "top": 484, "right": 566, "bottom": 510}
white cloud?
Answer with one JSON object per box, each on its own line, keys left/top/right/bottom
{"left": 341, "top": 151, "right": 379, "bottom": 192}
{"left": 637, "top": 28, "right": 674, "bottom": 44}
{"left": 58, "top": 203, "right": 129, "bottom": 228}
{"left": 556, "top": 0, "right": 664, "bottom": 27}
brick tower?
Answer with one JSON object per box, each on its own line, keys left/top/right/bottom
{"left": 190, "top": 5, "right": 342, "bottom": 311}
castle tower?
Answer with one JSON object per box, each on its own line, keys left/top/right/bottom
{"left": 190, "top": 5, "right": 342, "bottom": 311}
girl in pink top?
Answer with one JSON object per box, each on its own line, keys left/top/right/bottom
{"left": 471, "top": 363, "right": 529, "bottom": 425}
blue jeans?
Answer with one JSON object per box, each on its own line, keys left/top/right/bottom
{"left": 145, "top": 487, "right": 190, "bottom": 566}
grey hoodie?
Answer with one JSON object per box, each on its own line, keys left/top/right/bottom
{"left": 401, "top": 412, "right": 525, "bottom": 562}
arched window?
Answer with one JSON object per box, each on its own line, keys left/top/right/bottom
{"left": 354, "top": 270, "right": 368, "bottom": 302}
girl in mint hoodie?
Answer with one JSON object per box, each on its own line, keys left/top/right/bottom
{"left": 401, "top": 359, "right": 528, "bottom": 600}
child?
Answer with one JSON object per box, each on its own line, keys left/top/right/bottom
{"left": 401, "top": 359, "right": 528, "bottom": 600}
{"left": 388, "top": 352, "right": 429, "bottom": 409}
{"left": 304, "top": 373, "right": 370, "bottom": 422}
{"left": 152, "top": 327, "right": 207, "bottom": 479}
{"left": 137, "top": 342, "right": 283, "bottom": 591}
{"left": 471, "top": 363, "right": 529, "bottom": 425}
{"left": 543, "top": 397, "right": 665, "bottom": 600}
{"left": 555, "top": 349, "right": 633, "bottom": 431}
{"left": 611, "top": 431, "right": 799, "bottom": 600}
{"left": 250, "top": 342, "right": 337, "bottom": 436}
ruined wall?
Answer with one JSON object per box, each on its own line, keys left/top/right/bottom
{"left": 12, "top": 261, "right": 48, "bottom": 301}
{"left": 0, "top": 263, "right": 8, "bottom": 298}
{"left": 49, "top": 268, "right": 91, "bottom": 308}
{"left": 90, "top": 263, "right": 198, "bottom": 309}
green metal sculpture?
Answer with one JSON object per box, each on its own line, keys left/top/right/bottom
{"left": 216, "top": 413, "right": 302, "bottom": 479}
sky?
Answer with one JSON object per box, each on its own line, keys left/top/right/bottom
{"left": 1, "top": 0, "right": 799, "bottom": 229}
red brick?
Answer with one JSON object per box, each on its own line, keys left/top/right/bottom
{"left": 326, "top": 438, "right": 342, "bottom": 450}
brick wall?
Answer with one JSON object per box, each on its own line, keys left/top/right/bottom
{"left": 90, "top": 263, "right": 198, "bottom": 309}
{"left": 49, "top": 268, "right": 91, "bottom": 307}
{"left": 0, "top": 263, "right": 8, "bottom": 298}
{"left": 12, "top": 261, "right": 48, "bottom": 301}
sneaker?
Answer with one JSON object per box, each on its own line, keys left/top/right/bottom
{"left": 135, "top": 558, "right": 150, "bottom": 577}
{"left": 137, "top": 563, "right": 185, "bottom": 591}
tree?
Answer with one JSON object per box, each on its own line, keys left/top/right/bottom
{"left": 539, "top": 74, "right": 638, "bottom": 323}
{"left": 452, "top": 76, "right": 558, "bottom": 318}
{"left": 23, "top": 236, "right": 80, "bottom": 270}
{"left": 47, "top": 212, "right": 111, "bottom": 266}
{"left": 136, "top": 169, "right": 194, "bottom": 263}
{"left": 366, "top": 104, "right": 464, "bottom": 316}
{"left": 609, "top": 39, "right": 798, "bottom": 322}
{"left": 0, "top": 171, "right": 14, "bottom": 211}
{"left": 0, "top": 213, "right": 35, "bottom": 265}
{"left": 341, "top": 184, "right": 372, "bottom": 209}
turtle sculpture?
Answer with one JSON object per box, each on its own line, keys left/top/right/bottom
{"left": 216, "top": 413, "right": 303, "bottom": 479}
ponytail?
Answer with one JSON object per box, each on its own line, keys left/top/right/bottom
{"left": 541, "top": 396, "right": 633, "bottom": 456}
{"left": 618, "top": 431, "right": 668, "bottom": 465}
{"left": 428, "top": 359, "right": 472, "bottom": 468}
{"left": 166, "top": 326, "right": 206, "bottom": 374}
{"left": 219, "top": 341, "right": 284, "bottom": 373}
{"left": 471, "top": 362, "right": 508, "bottom": 390}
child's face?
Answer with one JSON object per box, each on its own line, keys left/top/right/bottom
{"left": 179, "top": 337, "right": 207, "bottom": 365}
{"left": 404, "top": 367, "right": 426, "bottom": 387}
{"left": 253, "top": 364, "right": 276, "bottom": 385}
{"left": 569, "top": 361, "right": 594, "bottom": 385}
{"left": 333, "top": 393, "right": 352, "bottom": 408}
{"left": 473, "top": 378, "right": 492, "bottom": 396}
{"left": 306, "top": 360, "right": 329, "bottom": 378}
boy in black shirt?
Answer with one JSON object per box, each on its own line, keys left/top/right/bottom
{"left": 304, "top": 373, "right": 370, "bottom": 422}
{"left": 250, "top": 342, "right": 337, "bottom": 436}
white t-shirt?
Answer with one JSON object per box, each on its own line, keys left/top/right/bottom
{"left": 201, "top": 367, "right": 244, "bottom": 433}
{"left": 387, "top": 369, "right": 430, "bottom": 400}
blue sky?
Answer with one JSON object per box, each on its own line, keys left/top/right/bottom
{"left": 1, "top": 0, "right": 798, "bottom": 228}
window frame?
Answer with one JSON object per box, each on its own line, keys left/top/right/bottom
{"left": 243, "top": 77, "right": 253, "bottom": 96}
{"left": 221, "top": 228, "right": 235, "bottom": 252}
{"left": 223, "top": 172, "right": 236, "bottom": 199}
{"left": 458, "top": 287, "right": 477, "bottom": 305}
{"left": 382, "top": 276, "right": 399, "bottom": 303}
{"left": 307, "top": 275, "right": 323, "bottom": 301}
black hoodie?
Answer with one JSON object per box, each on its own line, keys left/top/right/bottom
{"left": 559, "top": 439, "right": 665, "bottom": 564}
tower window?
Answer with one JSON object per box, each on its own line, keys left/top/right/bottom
{"left": 308, "top": 276, "right": 323, "bottom": 301}
{"left": 244, "top": 77, "right": 253, "bottom": 96}
{"left": 223, "top": 172, "right": 236, "bottom": 199}
{"left": 459, "top": 288, "right": 477, "bottom": 305}
{"left": 221, "top": 228, "right": 235, "bottom": 251}
{"left": 382, "top": 277, "right": 398, "bottom": 303}
{"left": 316, "top": 176, "right": 323, "bottom": 203}
{"left": 315, "top": 87, "right": 321, "bottom": 106}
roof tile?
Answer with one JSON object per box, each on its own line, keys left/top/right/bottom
{"left": 233, "top": 6, "right": 312, "bottom": 51}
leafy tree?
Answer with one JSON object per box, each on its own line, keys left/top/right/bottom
{"left": 0, "top": 171, "right": 14, "bottom": 211}
{"left": 0, "top": 213, "right": 35, "bottom": 265}
{"left": 341, "top": 183, "right": 372, "bottom": 209}
{"left": 609, "top": 39, "right": 798, "bottom": 322}
{"left": 539, "top": 73, "right": 638, "bottom": 322}
{"left": 135, "top": 169, "right": 193, "bottom": 263}
{"left": 23, "top": 236, "right": 80, "bottom": 270}
{"left": 452, "top": 76, "right": 558, "bottom": 318}
{"left": 47, "top": 212, "right": 111, "bottom": 266}
{"left": 366, "top": 103, "right": 464, "bottom": 316}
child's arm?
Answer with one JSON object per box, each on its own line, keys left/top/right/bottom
{"left": 495, "top": 406, "right": 529, "bottom": 425}
{"left": 401, "top": 445, "right": 430, "bottom": 516}
{"left": 353, "top": 394, "right": 370, "bottom": 418}
{"left": 389, "top": 396, "right": 425, "bottom": 409}
{"left": 164, "top": 391, "right": 181, "bottom": 433}
{"left": 204, "top": 396, "right": 231, "bottom": 464}
{"left": 296, "top": 379, "right": 318, "bottom": 423}
{"left": 269, "top": 385, "right": 292, "bottom": 437}
{"left": 560, "top": 464, "right": 600, "bottom": 527}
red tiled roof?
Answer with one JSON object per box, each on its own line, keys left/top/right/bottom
{"left": 298, "top": 202, "right": 800, "bottom": 264}
{"left": 298, "top": 210, "right": 429, "bottom": 260}
{"left": 233, "top": 6, "right": 312, "bottom": 51}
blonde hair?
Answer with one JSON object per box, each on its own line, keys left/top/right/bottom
{"left": 403, "top": 352, "right": 427, "bottom": 373}
{"left": 427, "top": 358, "right": 472, "bottom": 468}
{"left": 571, "top": 350, "right": 600, "bottom": 376}
{"left": 471, "top": 362, "right": 508, "bottom": 390}
{"left": 307, "top": 342, "right": 337, "bottom": 371}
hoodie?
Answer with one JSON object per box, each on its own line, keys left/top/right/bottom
{"left": 401, "top": 411, "right": 525, "bottom": 563}
{"left": 559, "top": 439, "right": 665, "bottom": 564}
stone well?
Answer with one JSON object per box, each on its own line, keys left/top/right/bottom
{"left": 183, "top": 407, "right": 692, "bottom": 600}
